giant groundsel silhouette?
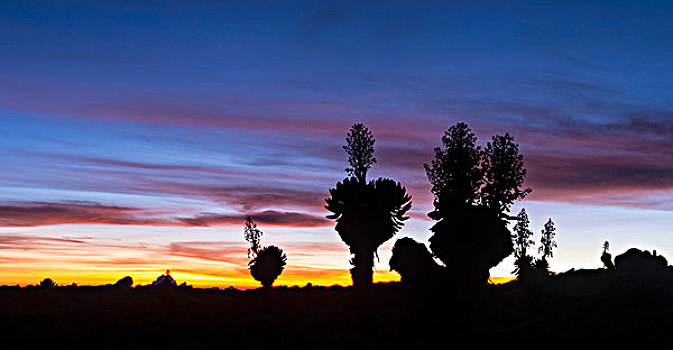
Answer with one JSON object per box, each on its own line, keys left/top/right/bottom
{"left": 325, "top": 123, "right": 412, "bottom": 288}
{"left": 243, "top": 216, "right": 287, "bottom": 288}
{"left": 391, "top": 122, "right": 530, "bottom": 296}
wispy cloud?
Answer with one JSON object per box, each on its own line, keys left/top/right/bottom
{"left": 0, "top": 201, "right": 330, "bottom": 227}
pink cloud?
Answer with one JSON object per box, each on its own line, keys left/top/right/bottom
{"left": 0, "top": 201, "right": 330, "bottom": 228}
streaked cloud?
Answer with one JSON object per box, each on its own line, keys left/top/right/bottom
{"left": 0, "top": 201, "right": 329, "bottom": 228}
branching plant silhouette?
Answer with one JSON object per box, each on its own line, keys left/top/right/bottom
{"left": 244, "top": 216, "right": 287, "bottom": 288}
{"left": 425, "top": 123, "right": 529, "bottom": 288}
{"left": 389, "top": 122, "right": 531, "bottom": 320}
{"left": 325, "top": 123, "right": 412, "bottom": 288}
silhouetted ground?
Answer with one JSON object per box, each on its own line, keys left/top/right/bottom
{"left": 2, "top": 270, "right": 673, "bottom": 348}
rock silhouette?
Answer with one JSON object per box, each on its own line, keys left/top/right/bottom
{"left": 152, "top": 270, "right": 176, "bottom": 286}
{"left": 614, "top": 248, "right": 668, "bottom": 271}
{"left": 389, "top": 237, "right": 443, "bottom": 287}
{"left": 114, "top": 276, "right": 133, "bottom": 288}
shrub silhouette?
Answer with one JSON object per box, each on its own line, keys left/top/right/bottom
{"left": 601, "top": 241, "right": 614, "bottom": 269}
{"left": 325, "top": 123, "right": 412, "bottom": 288}
{"left": 39, "top": 278, "right": 56, "bottom": 288}
{"left": 249, "top": 245, "right": 287, "bottom": 288}
{"left": 243, "top": 216, "right": 287, "bottom": 288}
{"left": 514, "top": 254, "right": 535, "bottom": 279}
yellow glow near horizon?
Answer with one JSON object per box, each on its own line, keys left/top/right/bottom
{"left": 1, "top": 267, "right": 516, "bottom": 289}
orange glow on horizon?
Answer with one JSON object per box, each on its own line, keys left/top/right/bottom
{"left": 0, "top": 268, "right": 400, "bottom": 289}
{"left": 1, "top": 268, "right": 516, "bottom": 289}
{"left": 489, "top": 276, "right": 516, "bottom": 285}
{"left": 0, "top": 230, "right": 514, "bottom": 289}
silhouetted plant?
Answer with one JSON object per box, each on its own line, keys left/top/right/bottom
{"left": 601, "top": 241, "right": 615, "bottom": 269}
{"left": 249, "top": 245, "right": 287, "bottom": 288}
{"left": 512, "top": 208, "right": 535, "bottom": 277}
{"left": 428, "top": 204, "right": 512, "bottom": 287}
{"left": 343, "top": 123, "right": 376, "bottom": 183}
{"left": 326, "top": 123, "right": 412, "bottom": 287}
{"left": 481, "top": 134, "right": 532, "bottom": 214}
{"left": 244, "top": 217, "right": 287, "bottom": 288}
{"left": 423, "top": 123, "right": 531, "bottom": 214}
{"left": 244, "top": 216, "right": 263, "bottom": 258}
{"left": 536, "top": 218, "right": 557, "bottom": 275}
{"left": 423, "top": 122, "right": 483, "bottom": 206}
{"left": 424, "top": 123, "right": 528, "bottom": 288}
{"left": 39, "top": 278, "right": 56, "bottom": 288}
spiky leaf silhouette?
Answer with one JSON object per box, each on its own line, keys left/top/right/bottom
{"left": 325, "top": 177, "right": 412, "bottom": 286}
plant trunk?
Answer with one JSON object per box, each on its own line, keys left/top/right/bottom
{"left": 350, "top": 249, "right": 374, "bottom": 288}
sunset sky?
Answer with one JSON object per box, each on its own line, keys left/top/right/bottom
{"left": 1, "top": 1, "right": 671, "bottom": 288}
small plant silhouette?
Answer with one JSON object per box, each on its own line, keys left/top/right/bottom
{"left": 512, "top": 208, "right": 535, "bottom": 277}
{"left": 343, "top": 123, "right": 376, "bottom": 183}
{"left": 250, "top": 246, "right": 287, "bottom": 288}
{"left": 601, "top": 241, "right": 615, "bottom": 269}
{"left": 535, "top": 218, "right": 557, "bottom": 275}
{"left": 244, "top": 216, "right": 287, "bottom": 288}
{"left": 39, "top": 278, "right": 56, "bottom": 288}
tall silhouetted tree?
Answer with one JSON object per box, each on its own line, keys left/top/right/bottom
{"left": 325, "top": 123, "right": 412, "bottom": 287}
{"left": 243, "top": 216, "right": 287, "bottom": 288}
{"left": 512, "top": 208, "right": 535, "bottom": 277}
{"left": 536, "top": 218, "right": 557, "bottom": 275}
